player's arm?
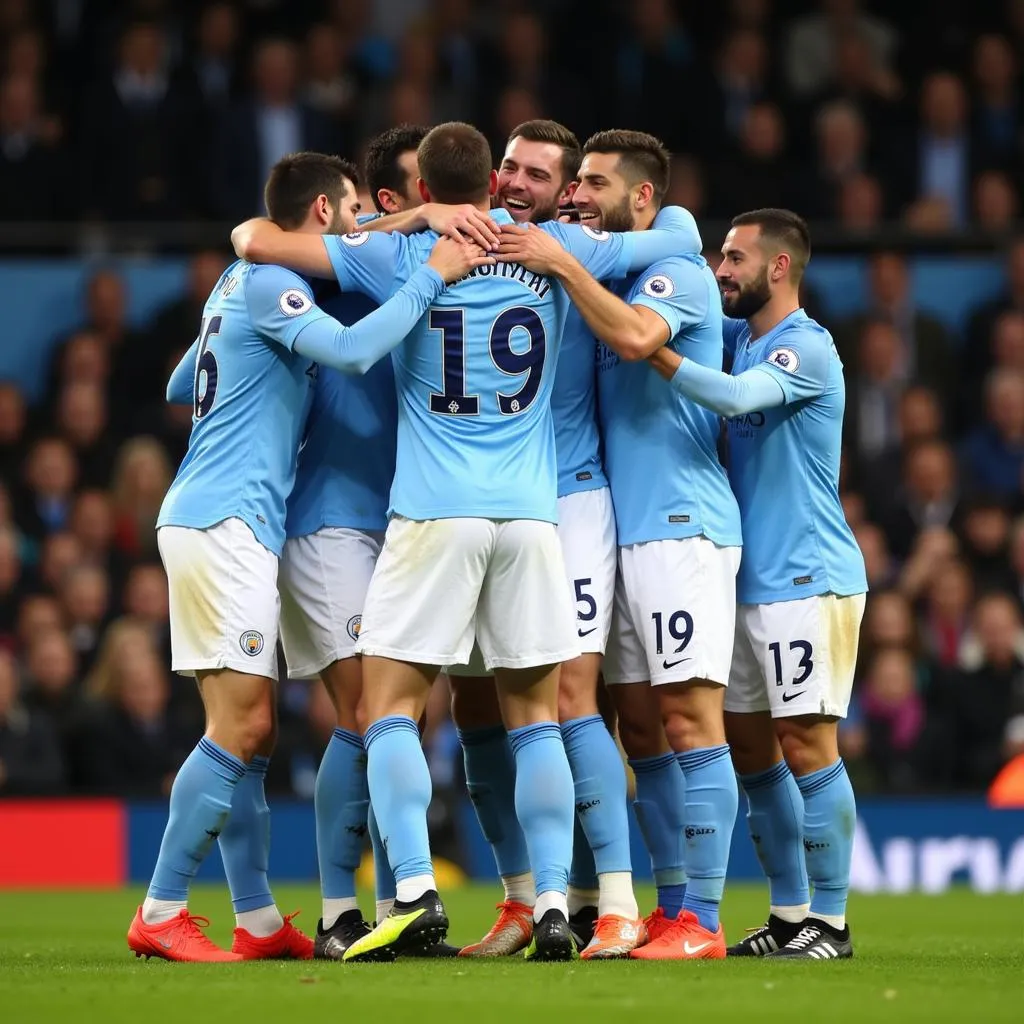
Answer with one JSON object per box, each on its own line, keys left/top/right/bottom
{"left": 362, "top": 203, "right": 501, "bottom": 251}
{"left": 245, "top": 243, "right": 491, "bottom": 375}
{"left": 166, "top": 338, "right": 199, "bottom": 404}
{"left": 648, "top": 328, "right": 829, "bottom": 417}
{"left": 231, "top": 218, "right": 335, "bottom": 278}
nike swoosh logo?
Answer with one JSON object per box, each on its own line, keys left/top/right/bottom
{"left": 578, "top": 627, "right": 597, "bottom": 637}
{"left": 662, "top": 657, "right": 691, "bottom": 670}
{"left": 781, "top": 691, "right": 802, "bottom": 702}
{"left": 683, "top": 940, "right": 712, "bottom": 955}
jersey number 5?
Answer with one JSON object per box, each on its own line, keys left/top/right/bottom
{"left": 194, "top": 314, "right": 222, "bottom": 419}
{"left": 428, "top": 306, "right": 545, "bottom": 416}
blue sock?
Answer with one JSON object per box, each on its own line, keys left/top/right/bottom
{"left": 218, "top": 754, "right": 274, "bottom": 913}
{"left": 509, "top": 722, "right": 574, "bottom": 897}
{"left": 629, "top": 753, "right": 687, "bottom": 917}
{"left": 678, "top": 745, "right": 738, "bottom": 932}
{"left": 797, "top": 759, "right": 856, "bottom": 923}
{"left": 562, "top": 716, "right": 632, "bottom": 874}
{"left": 364, "top": 716, "right": 433, "bottom": 884}
{"left": 458, "top": 725, "right": 531, "bottom": 879}
{"left": 148, "top": 737, "right": 245, "bottom": 901}
{"left": 314, "top": 729, "right": 369, "bottom": 900}
{"left": 739, "top": 760, "right": 809, "bottom": 911}
{"left": 368, "top": 805, "right": 396, "bottom": 905}
{"left": 569, "top": 813, "right": 598, "bottom": 892}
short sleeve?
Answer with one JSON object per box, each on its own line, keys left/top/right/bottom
{"left": 753, "top": 325, "right": 830, "bottom": 404}
{"left": 323, "top": 230, "right": 405, "bottom": 303}
{"left": 627, "top": 258, "right": 710, "bottom": 339}
{"left": 540, "top": 221, "right": 630, "bottom": 281}
{"left": 244, "top": 265, "right": 332, "bottom": 350}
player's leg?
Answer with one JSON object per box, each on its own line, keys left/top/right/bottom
{"left": 723, "top": 609, "right": 809, "bottom": 956}
{"left": 342, "top": 516, "right": 488, "bottom": 961}
{"left": 761, "top": 594, "right": 865, "bottom": 960}
{"left": 628, "top": 538, "right": 741, "bottom": 961}
{"left": 450, "top": 662, "right": 536, "bottom": 957}
{"left": 129, "top": 521, "right": 281, "bottom": 962}
{"left": 481, "top": 518, "right": 579, "bottom": 962}
{"left": 278, "top": 528, "right": 381, "bottom": 956}
{"left": 604, "top": 568, "right": 688, "bottom": 937}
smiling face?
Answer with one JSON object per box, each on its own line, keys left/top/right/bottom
{"left": 716, "top": 223, "right": 773, "bottom": 318}
{"left": 571, "top": 152, "right": 636, "bottom": 233}
{"left": 496, "top": 135, "right": 572, "bottom": 224}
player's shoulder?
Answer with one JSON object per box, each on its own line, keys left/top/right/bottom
{"left": 243, "top": 263, "right": 315, "bottom": 318}
{"left": 632, "top": 254, "right": 709, "bottom": 299}
{"left": 771, "top": 311, "right": 836, "bottom": 353}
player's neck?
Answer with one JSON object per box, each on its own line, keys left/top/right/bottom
{"left": 747, "top": 293, "right": 801, "bottom": 340}
{"left": 632, "top": 207, "right": 657, "bottom": 232}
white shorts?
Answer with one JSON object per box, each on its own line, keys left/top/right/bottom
{"left": 557, "top": 487, "right": 616, "bottom": 655}
{"left": 725, "top": 592, "right": 867, "bottom": 718}
{"left": 357, "top": 515, "right": 579, "bottom": 670}
{"left": 604, "top": 536, "right": 740, "bottom": 687}
{"left": 278, "top": 527, "right": 385, "bottom": 678}
{"left": 158, "top": 518, "right": 280, "bottom": 681}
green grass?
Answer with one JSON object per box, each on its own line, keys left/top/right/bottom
{"left": 0, "top": 885, "right": 1020, "bottom": 1024}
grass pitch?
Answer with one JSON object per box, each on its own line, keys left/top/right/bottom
{"left": 0, "top": 884, "right": 1020, "bottom": 1024}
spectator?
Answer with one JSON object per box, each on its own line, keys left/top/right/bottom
{"left": 185, "top": 1, "right": 242, "bottom": 115}
{"left": 879, "top": 440, "right": 962, "bottom": 560}
{"left": 60, "top": 563, "right": 109, "bottom": 672}
{"left": 69, "top": 488, "right": 119, "bottom": 579}
{"left": 802, "top": 100, "right": 872, "bottom": 219}
{"left": 0, "top": 525, "right": 24, "bottom": 642}
{"left": 970, "top": 33, "right": 1023, "bottom": 175}
{"left": 1011, "top": 514, "right": 1024, "bottom": 608}
{"left": 961, "top": 368, "right": 1024, "bottom": 499}
{"left": 838, "top": 172, "right": 884, "bottom": 231}
{"left": 302, "top": 22, "right": 357, "bottom": 123}
{"left": 973, "top": 168, "right": 1020, "bottom": 232}
{"left": 0, "top": 380, "right": 27, "bottom": 483}
{"left": 84, "top": 617, "right": 159, "bottom": 700}
{"left": 122, "top": 561, "right": 171, "bottom": 666}
{"left": 944, "top": 593, "right": 1024, "bottom": 789}
{"left": 212, "top": 37, "right": 339, "bottom": 221}
{"left": 859, "top": 589, "right": 920, "bottom": 666}
{"left": 0, "top": 647, "right": 65, "bottom": 794}
{"left": 13, "top": 436, "right": 77, "bottom": 541}
{"left": 15, "top": 594, "right": 63, "bottom": 657}
{"left": 81, "top": 20, "right": 201, "bottom": 220}
{"left": 109, "top": 437, "right": 172, "bottom": 560}
{"left": 844, "top": 319, "right": 905, "bottom": 462}
{"left": 664, "top": 154, "right": 706, "bottom": 218}
{"left": 75, "top": 641, "right": 192, "bottom": 796}
{"left": 698, "top": 28, "right": 774, "bottom": 154}
{"left": 43, "top": 330, "right": 110, "bottom": 419}
{"left": 0, "top": 71, "right": 65, "bottom": 225}
{"left": 965, "top": 236, "right": 1024, "bottom": 361}
{"left": 957, "top": 497, "right": 1018, "bottom": 594}
{"left": 853, "top": 520, "right": 895, "bottom": 589}
{"left": 21, "top": 628, "right": 83, "bottom": 738}
{"left": 920, "top": 556, "right": 974, "bottom": 669}
{"left": 857, "top": 647, "right": 929, "bottom": 792}
{"left": 709, "top": 102, "right": 792, "bottom": 216}
{"left": 37, "top": 530, "right": 83, "bottom": 595}
{"left": 55, "top": 381, "right": 118, "bottom": 488}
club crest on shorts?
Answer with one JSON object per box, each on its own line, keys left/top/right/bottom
{"left": 240, "top": 630, "right": 264, "bottom": 656}
{"left": 347, "top": 615, "right": 362, "bottom": 641}
{"left": 278, "top": 289, "right": 311, "bottom": 316}
{"left": 767, "top": 347, "right": 800, "bottom": 373}
{"left": 341, "top": 231, "right": 370, "bottom": 246}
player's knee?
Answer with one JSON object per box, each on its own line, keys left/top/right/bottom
{"left": 614, "top": 702, "right": 665, "bottom": 759}
{"left": 657, "top": 681, "right": 726, "bottom": 752}
{"left": 449, "top": 675, "right": 502, "bottom": 730}
{"left": 725, "top": 711, "right": 781, "bottom": 775}
{"left": 776, "top": 716, "right": 839, "bottom": 777}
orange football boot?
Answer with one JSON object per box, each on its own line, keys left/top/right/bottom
{"left": 580, "top": 914, "right": 648, "bottom": 959}
{"left": 231, "top": 911, "right": 314, "bottom": 960}
{"left": 458, "top": 901, "right": 533, "bottom": 957}
{"left": 629, "top": 910, "right": 725, "bottom": 960}
{"left": 127, "top": 907, "right": 242, "bottom": 963}
{"left": 644, "top": 907, "right": 674, "bottom": 943}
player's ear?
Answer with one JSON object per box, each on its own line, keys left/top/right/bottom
{"left": 773, "top": 252, "right": 791, "bottom": 281}
{"left": 377, "top": 188, "right": 398, "bottom": 214}
{"left": 560, "top": 180, "right": 578, "bottom": 204}
{"left": 635, "top": 181, "right": 655, "bottom": 210}
{"left": 313, "top": 192, "right": 331, "bottom": 225}
{"left": 488, "top": 168, "right": 499, "bottom": 196}
{"left": 417, "top": 177, "right": 431, "bottom": 204}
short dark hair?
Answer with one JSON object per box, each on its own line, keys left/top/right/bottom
{"left": 364, "top": 124, "right": 430, "bottom": 213}
{"left": 263, "top": 151, "right": 358, "bottom": 229}
{"left": 507, "top": 119, "right": 581, "bottom": 187}
{"left": 731, "top": 208, "right": 811, "bottom": 279}
{"left": 417, "top": 122, "right": 493, "bottom": 205}
{"left": 582, "top": 130, "right": 671, "bottom": 204}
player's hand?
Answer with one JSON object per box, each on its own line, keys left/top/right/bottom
{"left": 425, "top": 204, "right": 501, "bottom": 251}
{"left": 427, "top": 235, "right": 495, "bottom": 283}
{"left": 495, "top": 223, "right": 568, "bottom": 276}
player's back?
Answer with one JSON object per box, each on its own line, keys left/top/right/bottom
{"left": 389, "top": 224, "right": 567, "bottom": 522}
{"left": 158, "top": 260, "right": 317, "bottom": 555}
{"left": 727, "top": 309, "right": 867, "bottom": 604}
{"left": 285, "top": 285, "right": 397, "bottom": 537}
{"left": 551, "top": 305, "right": 606, "bottom": 496}
{"left": 598, "top": 255, "right": 741, "bottom": 548}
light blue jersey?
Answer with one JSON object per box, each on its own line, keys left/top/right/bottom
{"left": 285, "top": 286, "right": 397, "bottom": 537}
{"left": 725, "top": 310, "right": 867, "bottom": 604}
{"left": 598, "top": 255, "right": 742, "bottom": 548}
{"left": 323, "top": 210, "right": 687, "bottom": 522}
{"left": 553, "top": 206, "right": 703, "bottom": 499}
{"left": 158, "top": 261, "right": 319, "bottom": 556}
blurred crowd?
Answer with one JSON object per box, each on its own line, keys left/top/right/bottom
{"left": 2, "top": 0, "right": 1024, "bottom": 802}
{"left": 0, "top": 0, "right": 1023, "bottom": 231}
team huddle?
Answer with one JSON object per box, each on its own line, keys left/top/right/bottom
{"left": 124, "top": 117, "right": 867, "bottom": 965}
